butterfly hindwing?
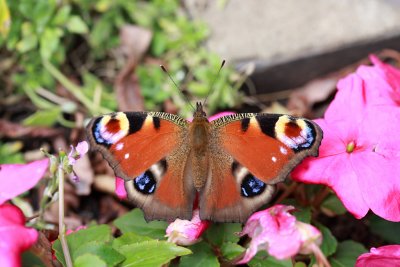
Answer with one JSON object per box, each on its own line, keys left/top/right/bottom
{"left": 86, "top": 112, "right": 195, "bottom": 221}
{"left": 199, "top": 113, "right": 323, "bottom": 222}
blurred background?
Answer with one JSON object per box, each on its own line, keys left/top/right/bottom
{"left": 1, "top": 0, "right": 400, "bottom": 259}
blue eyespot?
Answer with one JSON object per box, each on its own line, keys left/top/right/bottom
{"left": 241, "top": 174, "right": 266, "bottom": 197}
{"left": 93, "top": 119, "right": 112, "bottom": 146}
{"left": 134, "top": 171, "right": 156, "bottom": 194}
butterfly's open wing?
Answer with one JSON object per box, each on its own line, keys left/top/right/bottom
{"left": 199, "top": 113, "right": 323, "bottom": 222}
{"left": 86, "top": 112, "right": 195, "bottom": 221}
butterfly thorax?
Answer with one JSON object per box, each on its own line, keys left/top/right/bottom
{"left": 189, "top": 102, "right": 210, "bottom": 190}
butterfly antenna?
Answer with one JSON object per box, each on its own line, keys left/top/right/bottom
{"left": 160, "top": 65, "right": 195, "bottom": 111}
{"left": 203, "top": 60, "right": 226, "bottom": 107}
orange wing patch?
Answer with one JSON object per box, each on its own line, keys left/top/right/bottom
{"left": 219, "top": 118, "right": 294, "bottom": 183}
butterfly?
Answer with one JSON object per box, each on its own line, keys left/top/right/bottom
{"left": 86, "top": 101, "right": 323, "bottom": 223}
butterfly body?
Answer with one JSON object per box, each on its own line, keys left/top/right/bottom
{"left": 87, "top": 103, "right": 322, "bottom": 222}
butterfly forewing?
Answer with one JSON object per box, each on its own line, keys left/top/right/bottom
{"left": 86, "top": 112, "right": 195, "bottom": 221}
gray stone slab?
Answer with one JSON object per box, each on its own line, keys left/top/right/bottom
{"left": 185, "top": 0, "right": 400, "bottom": 92}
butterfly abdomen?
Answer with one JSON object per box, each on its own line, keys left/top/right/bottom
{"left": 190, "top": 116, "right": 211, "bottom": 190}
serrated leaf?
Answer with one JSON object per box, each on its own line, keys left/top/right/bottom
{"left": 53, "top": 225, "right": 112, "bottom": 266}
{"left": 248, "top": 251, "right": 292, "bottom": 267}
{"left": 205, "top": 223, "right": 242, "bottom": 246}
{"left": 369, "top": 214, "right": 400, "bottom": 243}
{"left": 113, "top": 232, "right": 153, "bottom": 250}
{"left": 221, "top": 242, "right": 245, "bottom": 261}
{"left": 317, "top": 223, "right": 337, "bottom": 257}
{"left": 113, "top": 209, "right": 168, "bottom": 239}
{"left": 66, "top": 16, "right": 88, "bottom": 34}
{"left": 23, "top": 108, "right": 61, "bottom": 127}
{"left": 75, "top": 254, "right": 107, "bottom": 267}
{"left": 330, "top": 240, "right": 367, "bottom": 267}
{"left": 321, "top": 194, "right": 347, "bottom": 216}
{"left": 73, "top": 242, "right": 125, "bottom": 267}
{"left": 179, "top": 242, "right": 219, "bottom": 267}
{"left": 118, "top": 240, "right": 191, "bottom": 267}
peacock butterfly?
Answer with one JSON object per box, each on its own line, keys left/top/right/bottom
{"left": 86, "top": 101, "right": 323, "bottom": 223}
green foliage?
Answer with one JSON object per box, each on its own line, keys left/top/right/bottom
{"left": 117, "top": 240, "right": 191, "bottom": 267}
{"left": 205, "top": 223, "right": 242, "bottom": 246}
{"left": 0, "top": 142, "right": 25, "bottom": 164}
{"left": 368, "top": 214, "right": 400, "bottom": 243}
{"left": 2, "top": 0, "right": 243, "bottom": 128}
{"left": 52, "top": 223, "right": 191, "bottom": 267}
{"left": 316, "top": 223, "right": 338, "bottom": 257}
{"left": 52, "top": 225, "right": 124, "bottom": 267}
{"left": 248, "top": 251, "right": 292, "bottom": 267}
{"left": 321, "top": 194, "right": 347, "bottom": 216}
{"left": 330, "top": 241, "right": 367, "bottom": 267}
{"left": 179, "top": 242, "right": 219, "bottom": 267}
{"left": 113, "top": 209, "right": 168, "bottom": 239}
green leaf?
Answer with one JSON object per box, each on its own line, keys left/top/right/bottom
{"left": 0, "top": 0, "right": 10, "bottom": 37}
{"left": 40, "top": 27, "right": 63, "bottom": 59}
{"left": 248, "top": 251, "right": 292, "bottom": 267}
{"left": 113, "top": 232, "right": 153, "bottom": 250}
{"left": 293, "top": 206, "right": 311, "bottom": 223}
{"left": 53, "top": 225, "right": 113, "bottom": 266}
{"left": 221, "top": 242, "right": 245, "bottom": 261}
{"left": 113, "top": 209, "right": 168, "bottom": 239}
{"left": 0, "top": 142, "right": 24, "bottom": 164}
{"left": 16, "top": 34, "right": 38, "bottom": 53}
{"left": 317, "top": 223, "right": 338, "bottom": 257}
{"left": 52, "top": 5, "right": 71, "bottom": 25}
{"left": 75, "top": 254, "right": 107, "bottom": 267}
{"left": 23, "top": 108, "right": 61, "bottom": 127}
{"left": 179, "top": 242, "right": 219, "bottom": 267}
{"left": 330, "top": 240, "right": 367, "bottom": 267}
{"left": 151, "top": 31, "right": 168, "bottom": 56}
{"left": 73, "top": 242, "right": 125, "bottom": 267}
{"left": 66, "top": 15, "right": 88, "bottom": 34}
{"left": 369, "top": 214, "right": 400, "bottom": 243}
{"left": 118, "top": 240, "right": 191, "bottom": 267}
{"left": 321, "top": 194, "right": 347, "bottom": 216}
{"left": 205, "top": 223, "right": 242, "bottom": 246}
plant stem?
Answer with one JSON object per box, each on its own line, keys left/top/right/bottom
{"left": 58, "top": 166, "right": 73, "bottom": 267}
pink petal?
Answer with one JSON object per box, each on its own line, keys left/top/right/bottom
{"left": 0, "top": 159, "right": 49, "bottom": 205}
{"left": 166, "top": 209, "right": 210, "bottom": 246}
{"left": 115, "top": 177, "right": 127, "bottom": 200}
{"left": 187, "top": 111, "right": 236, "bottom": 122}
{"left": 208, "top": 112, "right": 235, "bottom": 121}
{"left": 352, "top": 151, "right": 400, "bottom": 222}
{"left": 76, "top": 141, "right": 89, "bottom": 156}
{"left": 292, "top": 154, "right": 369, "bottom": 219}
{"left": 238, "top": 205, "right": 302, "bottom": 263}
{"left": 0, "top": 204, "right": 38, "bottom": 266}
{"left": 356, "top": 245, "right": 400, "bottom": 267}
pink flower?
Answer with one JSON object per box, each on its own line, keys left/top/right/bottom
{"left": 115, "top": 177, "right": 127, "bottom": 200}
{"left": 68, "top": 141, "right": 89, "bottom": 165}
{"left": 237, "top": 205, "right": 325, "bottom": 264}
{"left": 292, "top": 59, "right": 400, "bottom": 221}
{"left": 356, "top": 245, "right": 400, "bottom": 267}
{"left": 67, "top": 141, "right": 89, "bottom": 182}
{"left": 0, "top": 159, "right": 49, "bottom": 205}
{"left": 0, "top": 204, "right": 38, "bottom": 266}
{"left": 166, "top": 209, "right": 210, "bottom": 246}
{"left": 114, "top": 112, "right": 235, "bottom": 199}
